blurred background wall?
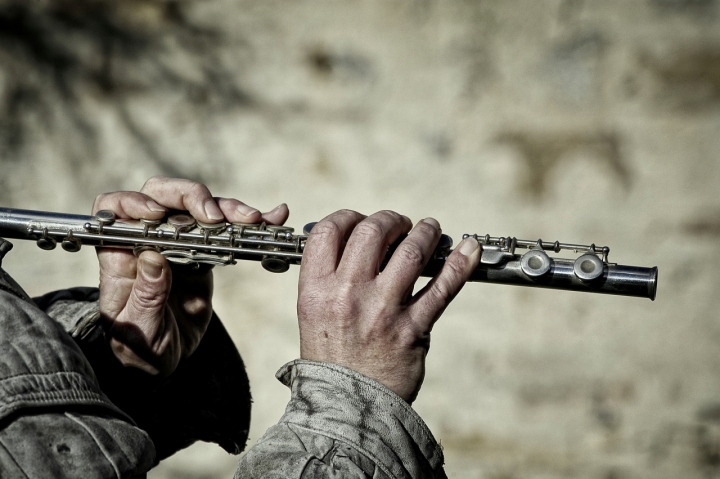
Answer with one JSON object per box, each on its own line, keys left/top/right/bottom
{"left": 1, "top": 0, "right": 719, "bottom": 477}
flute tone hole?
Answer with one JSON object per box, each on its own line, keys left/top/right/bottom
{"left": 528, "top": 256, "right": 543, "bottom": 270}
{"left": 580, "top": 260, "right": 596, "bottom": 274}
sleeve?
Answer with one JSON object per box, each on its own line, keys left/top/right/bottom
{"left": 33, "top": 286, "right": 253, "bottom": 461}
{"left": 236, "top": 360, "right": 448, "bottom": 479}
{"left": 0, "top": 267, "right": 156, "bottom": 478}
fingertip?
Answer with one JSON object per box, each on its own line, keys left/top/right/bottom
{"left": 456, "top": 237, "right": 481, "bottom": 268}
{"left": 146, "top": 200, "right": 166, "bottom": 214}
{"left": 139, "top": 251, "right": 168, "bottom": 281}
{"left": 421, "top": 217, "right": 441, "bottom": 232}
{"left": 203, "top": 199, "right": 224, "bottom": 222}
{"left": 93, "top": 191, "right": 168, "bottom": 220}
{"left": 262, "top": 203, "right": 290, "bottom": 225}
{"left": 236, "top": 203, "right": 261, "bottom": 223}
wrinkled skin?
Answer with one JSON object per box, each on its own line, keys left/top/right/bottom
{"left": 298, "top": 210, "right": 480, "bottom": 403}
{"left": 94, "top": 177, "right": 481, "bottom": 405}
{"left": 94, "top": 176, "right": 289, "bottom": 376}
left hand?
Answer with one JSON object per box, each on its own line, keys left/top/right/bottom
{"left": 92, "top": 176, "right": 289, "bottom": 376}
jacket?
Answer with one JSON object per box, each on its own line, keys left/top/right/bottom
{"left": 0, "top": 238, "right": 446, "bottom": 478}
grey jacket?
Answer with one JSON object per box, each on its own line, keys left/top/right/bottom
{"left": 237, "top": 361, "right": 447, "bottom": 478}
{"left": 0, "top": 238, "right": 446, "bottom": 478}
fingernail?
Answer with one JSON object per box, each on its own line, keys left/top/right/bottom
{"left": 204, "top": 200, "right": 224, "bottom": 221}
{"left": 236, "top": 203, "right": 260, "bottom": 219}
{"left": 422, "top": 217, "right": 441, "bottom": 231}
{"left": 142, "top": 257, "right": 163, "bottom": 280}
{"left": 146, "top": 200, "right": 165, "bottom": 213}
{"left": 270, "top": 203, "right": 287, "bottom": 212}
{"left": 458, "top": 237, "right": 479, "bottom": 257}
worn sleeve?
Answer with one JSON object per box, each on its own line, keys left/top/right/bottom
{"left": 0, "top": 267, "right": 155, "bottom": 478}
{"left": 236, "top": 360, "right": 447, "bottom": 479}
{"left": 33, "top": 286, "right": 253, "bottom": 460}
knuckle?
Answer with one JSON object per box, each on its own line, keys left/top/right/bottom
{"left": 376, "top": 210, "right": 403, "bottom": 224}
{"left": 92, "top": 194, "right": 106, "bottom": 212}
{"left": 445, "top": 255, "right": 468, "bottom": 282}
{"left": 378, "top": 209, "right": 401, "bottom": 219}
{"left": 353, "top": 221, "right": 385, "bottom": 239}
{"left": 394, "top": 243, "right": 426, "bottom": 269}
{"left": 335, "top": 208, "right": 360, "bottom": 217}
{"left": 188, "top": 181, "right": 210, "bottom": 198}
{"left": 418, "top": 220, "right": 440, "bottom": 237}
{"left": 310, "top": 220, "right": 341, "bottom": 239}
{"left": 429, "top": 279, "right": 453, "bottom": 304}
{"left": 132, "top": 286, "right": 167, "bottom": 311}
{"left": 142, "top": 175, "right": 165, "bottom": 189}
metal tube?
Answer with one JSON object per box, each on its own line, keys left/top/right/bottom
{"left": 0, "top": 207, "right": 658, "bottom": 300}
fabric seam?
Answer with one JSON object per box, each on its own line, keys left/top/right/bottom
{"left": 65, "top": 411, "right": 122, "bottom": 479}
{"left": 282, "top": 422, "right": 400, "bottom": 479}
{"left": 0, "top": 283, "right": 28, "bottom": 303}
{"left": 0, "top": 434, "right": 31, "bottom": 479}
{"left": 0, "top": 370, "right": 99, "bottom": 384}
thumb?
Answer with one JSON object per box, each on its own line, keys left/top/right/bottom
{"left": 130, "top": 251, "right": 172, "bottom": 324}
{"left": 112, "top": 251, "right": 178, "bottom": 374}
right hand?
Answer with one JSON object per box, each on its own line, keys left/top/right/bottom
{"left": 93, "top": 176, "right": 289, "bottom": 376}
{"left": 297, "top": 209, "right": 481, "bottom": 403}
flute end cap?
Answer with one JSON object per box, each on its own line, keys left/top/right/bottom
{"left": 648, "top": 266, "right": 658, "bottom": 301}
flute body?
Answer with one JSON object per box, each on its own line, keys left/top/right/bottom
{"left": 0, "top": 207, "right": 658, "bottom": 300}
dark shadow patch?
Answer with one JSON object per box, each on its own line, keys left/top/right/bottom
{"left": 650, "top": 0, "right": 717, "bottom": 17}
{"left": 698, "top": 403, "right": 720, "bottom": 422}
{"left": 647, "top": 423, "right": 677, "bottom": 465}
{"left": 697, "top": 424, "right": 720, "bottom": 468}
{"left": 638, "top": 47, "right": 720, "bottom": 112}
{"left": 55, "top": 443, "right": 71, "bottom": 453}
{"left": 604, "top": 468, "right": 626, "bottom": 479}
{"left": 0, "top": 0, "right": 252, "bottom": 184}
{"left": 685, "top": 212, "right": 720, "bottom": 236}
{"left": 306, "top": 46, "right": 374, "bottom": 82}
{"left": 494, "top": 130, "right": 631, "bottom": 199}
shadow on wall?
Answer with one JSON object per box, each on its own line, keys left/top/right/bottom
{"left": 494, "top": 130, "right": 631, "bottom": 200}
{"left": 635, "top": 46, "right": 720, "bottom": 112}
{"left": 0, "top": 0, "right": 250, "bottom": 198}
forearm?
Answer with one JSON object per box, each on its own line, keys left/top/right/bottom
{"left": 237, "top": 360, "right": 447, "bottom": 479}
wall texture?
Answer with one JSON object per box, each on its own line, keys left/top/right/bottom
{"left": 1, "top": 1, "right": 719, "bottom": 478}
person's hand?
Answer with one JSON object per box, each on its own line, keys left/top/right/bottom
{"left": 92, "top": 176, "right": 289, "bottom": 376}
{"left": 297, "top": 210, "right": 481, "bottom": 403}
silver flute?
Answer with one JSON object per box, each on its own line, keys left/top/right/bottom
{"left": 0, "top": 207, "right": 658, "bottom": 300}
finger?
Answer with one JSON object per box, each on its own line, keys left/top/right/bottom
{"left": 122, "top": 251, "right": 173, "bottom": 337}
{"left": 336, "top": 210, "right": 412, "bottom": 282}
{"left": 260, "top": 203, "right": 290, "bottom": 225}
{"left": 215, "top": 199, "right": 290, "bottom": 225}
{"left": 300, "top": 209, "right": 366, "bottom": 280}
{"left": 379, "top": 218, "right": 442, "bottom": 302}
{"left": 109, "top": 250, "right": 179, "bottom": 373}
{"left": 408, "top": 236, "right": 481, "bottom": 329}
{"left": 92, "top": 191, "right": 167, "bottom": 220}
{"left": 216, "top": 197, "right": 262, "bottom": 224}
{"left": 97, "top": 248, "right": 138, "bottom": 320}
{"left": 140, "top": 176, "right": 224, "bottom": 223}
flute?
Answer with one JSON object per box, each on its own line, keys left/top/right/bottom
{"left": 0, "top": 207, "right": 658, "bottom": 300}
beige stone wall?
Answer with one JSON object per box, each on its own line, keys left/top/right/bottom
{"left": 2, "top": 0, "right": 720, "bottom": 477}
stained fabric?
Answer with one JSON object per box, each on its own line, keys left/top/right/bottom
{"left": 0, "top": 267, "right": 155, "bottom": 478}
{"left": 237, "top": 360, "right": 447, "bottom": 479}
